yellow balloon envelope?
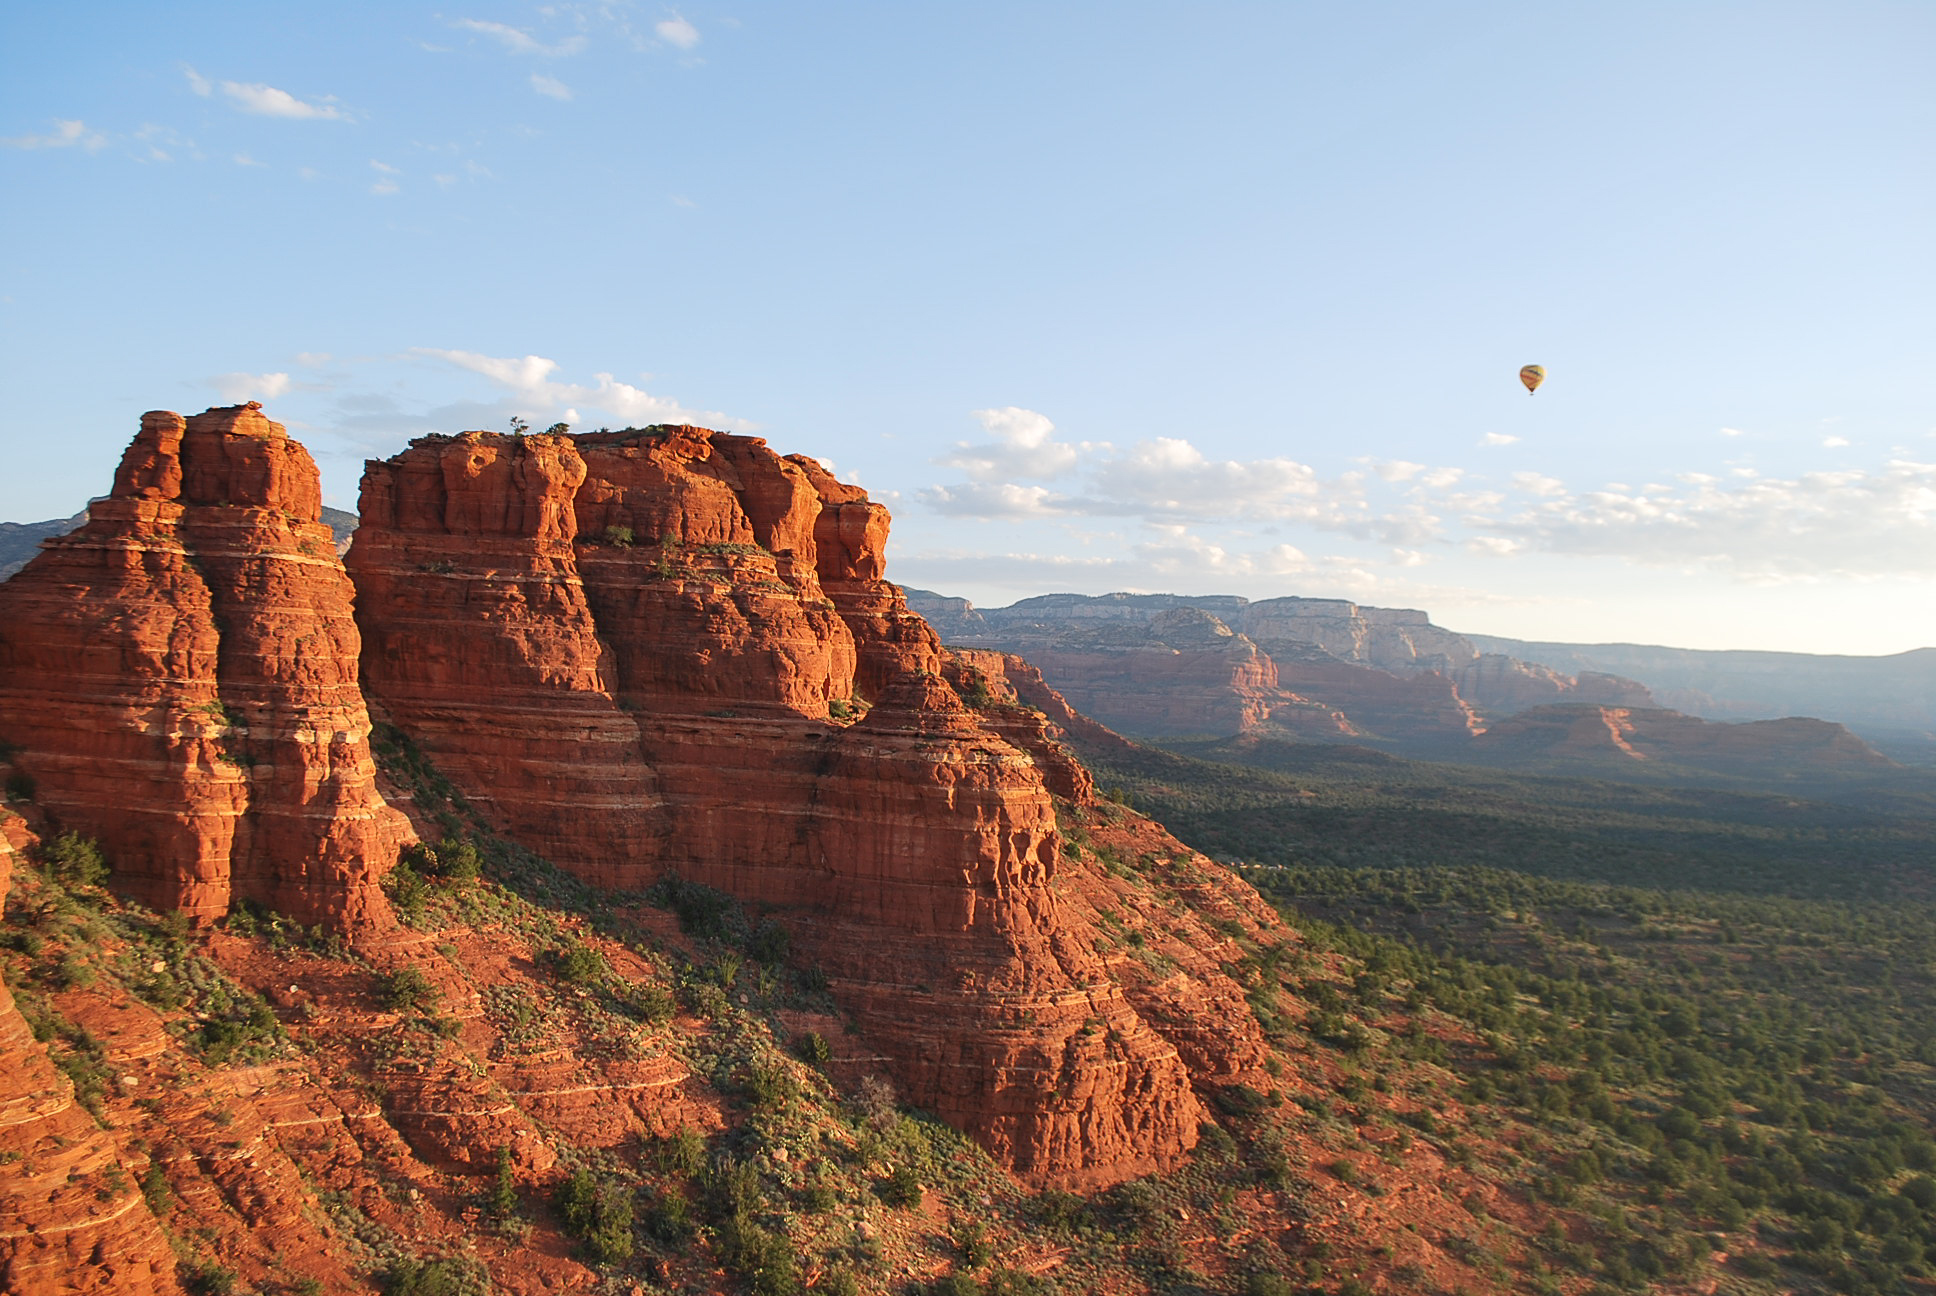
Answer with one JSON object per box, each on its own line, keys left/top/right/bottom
{"left": 1519, "top": 364, "right": 1545, "bottom": 395}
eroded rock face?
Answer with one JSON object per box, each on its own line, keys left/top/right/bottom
{"left": 0, "top": 407, "right": 408, "bottom": 928}
{"left": 347, "top": 430, "right": 669, "bottom": 887}
{"left": 347, "top": 426, "right": 1209, "bottom": 1187}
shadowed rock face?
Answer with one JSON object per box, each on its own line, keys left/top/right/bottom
{"left": 346, "top": 426, "right": 1214, "bottom": 1188}
{"left": 0, "top": 406, "right": 408, "bottom": 929}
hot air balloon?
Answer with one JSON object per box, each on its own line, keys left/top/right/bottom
{"left": 1519, "top": 364, "right": 1545, "bottom": 395}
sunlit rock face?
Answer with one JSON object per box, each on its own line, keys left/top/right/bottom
{"left": 0, "top": 406, "right": 407, "bottom": 930}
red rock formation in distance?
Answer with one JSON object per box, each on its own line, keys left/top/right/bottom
{"left": 0, "top": 406, "right": 408, "bottom": 929}
{"left": 1474, "top": 704, "right": 1895, "bottom": 772}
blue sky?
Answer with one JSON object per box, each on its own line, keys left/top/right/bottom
{"left": 3, "top": 3, "right": 1933, "bottom": 654}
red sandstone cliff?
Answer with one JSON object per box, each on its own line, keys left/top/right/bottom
{"left": 0, "top": 407, "right": 408, "bottom": 929}
{"left": 347, "top": 426, "right": 1230, "bottom": 1188}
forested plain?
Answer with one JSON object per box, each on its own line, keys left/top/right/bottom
{"left": 1085, "top": 739, "right": 1936, "bottom": 1295}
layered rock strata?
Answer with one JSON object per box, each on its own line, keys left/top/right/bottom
{"left": 0, "top": 407, "right": 408, "bottom": 928}
{"left": 349, "top": 426, "right": 1209, "bottom": 1187}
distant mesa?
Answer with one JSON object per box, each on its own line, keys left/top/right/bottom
{"left": 901, "top": 587, "right": 1904, "bottom": 775}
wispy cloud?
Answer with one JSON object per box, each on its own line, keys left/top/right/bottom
{"left": 529, "top": 74, "right": 573, "bottom": 101}
{"left": 183, "top": 65, "right": 212, "bottom": 97}
{"left": 212, "top": 372, "right": 293, "bottom": 403}
{"left": 413, "top": 348, "right": 752, "bottom": 430}
{"left": 656, "top": 15, "right": 701, "bottom": 49}
{"left": 2, "top": 119, "right": 107, "bottom": 151}
{"left": 1477, "top": 459, "right": 1936, "bottom": 580}
{"left": 220, "top": 82, "right": 350, "bottom": 120}
{"left": 1479, "top": 432, "right": 1518, "bottom": 447}
{"left": 454, "top": 18, "right": 587, "bottom": 57}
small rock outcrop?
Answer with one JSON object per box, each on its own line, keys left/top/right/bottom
{"left": 0, "top": 407, "right": 409, "bottom": 929}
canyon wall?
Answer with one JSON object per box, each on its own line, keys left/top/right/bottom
{"left": 905, "top": 589, "right": 1673, "bottom": 749}
{"left": 0, "top": 407, "right": 408, "bottom": 929}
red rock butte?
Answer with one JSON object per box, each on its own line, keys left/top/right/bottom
{"left": 0, "top": 406, "right": 409, "bottom": 931}
{"left": 0, "top": 410, "right": 1277, "bottom": 1190}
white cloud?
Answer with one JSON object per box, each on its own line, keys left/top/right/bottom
{"left": 1479, "top": 432, "right": 1518, "bottom": 447}
{"left": 183, "top": 65, "right": 212, "bottom": 97}
{"left": 370, "top": 159, "right": 400, "bottom": 175}
{"left": 233, "top": 152, "right": 264, "bottom": 167}
{"left": 413, "top": 348, "right": 751, "bottom": 430}
{"left": 2, "top": 119, "right": 107, "bottom": 151}
{"left": 1720, "top": 426, "right": 1746, "bottom": 437}
{"left": 213, "top": 372, "right": 292, "bottom": 403}
{"left": 656, "top": 15, "right": 701, "bottom": 49}
{"left": 1823, "top": 435, "right": 1850, "bottom": 448}
{"left": 530, "top": 74, "right": 573, "bottom": 100}
{"left": 939, "top": 407, "right": 1086, "bottom": 481}
{"left": 294, "top": 352, "right": 331, "bottom": 366}
{"left": 371, "top": 179, "right": 399, "bottom": 196}
{"left": 453, "top": 19, "right": 587, "bottom": 56}
{"left": 220, "top": 82, "right": 350, "bottom": 120}
{"left": 928, "top": 418, "right": 1449, "bottom": 543}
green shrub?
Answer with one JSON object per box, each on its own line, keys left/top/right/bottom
{"left": 183, "top": 1262, "right": 237, "bottom": 1296}
{"left": 716, "top": 1215, "right": 798, "bottom": 1296}
{"left": 748, "top": 919, "right": 790, "bottom": 965}
{"left": 553, "top": 1167, "right": 634, "bottom": 1264}
{"left": 932, "top": 1277, "right": 984, "bottom": 1296}
{"left": 955, "top": 1219, "right": 993, "bottom": 1268}
{"left": 552, "top": 942, "right": 606, "bottom": 985}
{"left": 817, "top": 1268, "right": 861, "bottom": 1296}
{"left": 384, "top": 1256, "right": 487, "bottom": 1296}
{"left": 645, "top": 1185, "right": 694, "bottom": 1244}
{"left": 1032, "top": 1188, "right": 1085, "bottom": 1233}
{"left": 793, "top": 1030, "right": 832, "bottom": 1069}
{"left": 878, "top": 1163, "right": 923, "bottom": 1209}
{"left": 382, "top": 967, "right": 440, "bottom": 1013}
{"left": 384, "top": 860, "right": 430, "bottom": 924}
{"left": 139, "top": 1161, "right": 171, "bottom": 1214}
{"left": 487, "top": 1146, "right": 518, "bottom": 1219}
{"left": 41, "top": 832, "right": 108, "bottom": 887}
{"left": 655, "top": 1125, "right": 706, "bottom": 1176}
